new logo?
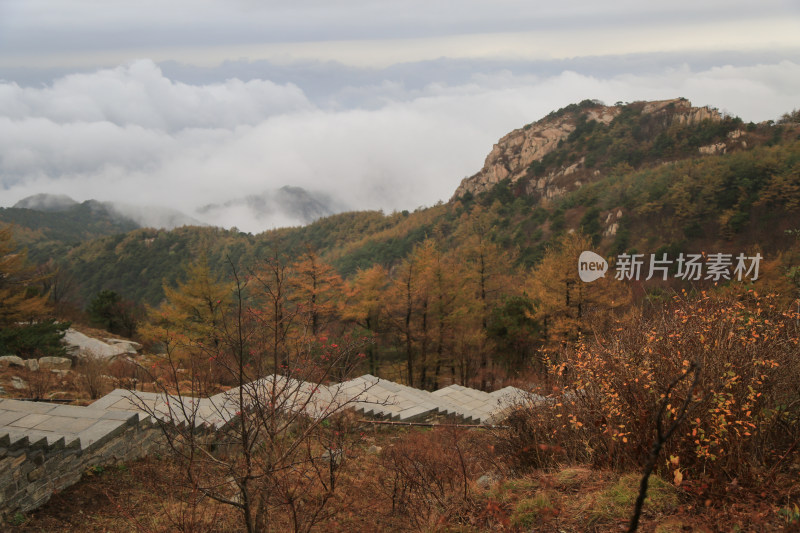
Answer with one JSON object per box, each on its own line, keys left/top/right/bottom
{"left": 578, "top": 251, "right": 608, "bottom": 283}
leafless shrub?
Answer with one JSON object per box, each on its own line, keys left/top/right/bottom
{"left": 25, "top": 366, "right": 57, "bottom": 399}
{"left": 78, "top": 354, "right": 110, "bottom": 399}
{"left": 378, "top": 428, "right": 483, "bottom": 530}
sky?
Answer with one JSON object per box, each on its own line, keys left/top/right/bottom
{"left": 1, "top": 0, "right": 799, "bottom": 232}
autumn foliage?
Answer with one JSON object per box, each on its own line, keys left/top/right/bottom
{"left": 501, "top": 291, "right": 800, "bottom": 491}
{"left": 0, "top": 223, "right": 68, "bottom": 358}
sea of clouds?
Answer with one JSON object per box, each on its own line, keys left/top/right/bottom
{"left": 1, "top": 58, "right": 798, "bottom": 233}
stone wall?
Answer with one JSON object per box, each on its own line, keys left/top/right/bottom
{"left": 0, "top": 406, "right": 161, "bottom": 518}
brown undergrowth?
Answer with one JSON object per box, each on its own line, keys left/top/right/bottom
{"left": 8, "top": 425, "right": 800, "bottom": 532}
{"left": 6, "top": 292, "right": 799, "bottom": 531}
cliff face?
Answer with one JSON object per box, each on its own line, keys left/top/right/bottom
{"left": 453, "top": 98, "right": 723, "bottom": 201}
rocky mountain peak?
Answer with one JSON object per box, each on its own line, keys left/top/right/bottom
{"left": 452, "top": 98, "right": 723, "bottom": 201}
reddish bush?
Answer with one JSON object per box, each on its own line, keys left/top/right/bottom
{"left": 500, "top": 292, "right": 800, "bottom": 488}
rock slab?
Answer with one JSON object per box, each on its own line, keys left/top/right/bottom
{"left": 38, "top": 357, "right": 72, "bottom": 370}
{"left": 0, "top": 355, "right": 25, "bottom": 367}
{"left": 62, "top": 329, "right": 130, "bottom": 360}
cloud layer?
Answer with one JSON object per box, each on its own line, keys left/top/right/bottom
{"left": 2, "top": 58, "right": 799, "bottom": 233}
{"left": 3, "top": 0, "right": 797, "bottom": 69}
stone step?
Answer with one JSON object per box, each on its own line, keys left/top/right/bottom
{"left": 1, "top": 373, "right": 541, "bottom": 519}
{"left": 3, "top": 375, "right": 533, "bottom": 469}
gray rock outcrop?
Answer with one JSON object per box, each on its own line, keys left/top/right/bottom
{"left": 453, "top": 98, "right": 723, "bottom": 202}
{"left": 62, "top": 329, "right": 133, "bottom": 360}
{"left": 0, "top": 355, "right": 25, "bottom": 367}
{"left": 38, "top": 357, "right": 72, "bottom": 370}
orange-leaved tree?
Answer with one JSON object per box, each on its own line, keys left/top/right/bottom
{"left": 140, "top": 255, "right": 232, "bottom": 391}
{"left": 137, "top": 254, "right": 373, "bottom": 533}
{"left": 0, "top": 223, "right": 49, "bottom": 325}
{"left": 507, "top": 291, "right": 800, "bottom": 490}
{"left": 454, "top": 209, "right": 519, "bottom": 389}
{"left": 386, "top": 243, "right": 423, "bottom": 387}
{"left": 0, "top": 223, "right": 66, "bottom": 359}
{"left": 291, "top": 246, "right": 344, "bottom": 338}
{"left": 526, "top": 231, "right": 630, "bottom": 348}
{"left": 342, "top": 263, "right": 389, "bottom": 375}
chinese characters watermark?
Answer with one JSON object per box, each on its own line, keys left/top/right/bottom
{"left": 579, "top": 252, "right": 762, "bottom": 283}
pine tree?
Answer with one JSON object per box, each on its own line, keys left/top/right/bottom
{"left": 0, "top": 224, "right": 65, "bottom": 358}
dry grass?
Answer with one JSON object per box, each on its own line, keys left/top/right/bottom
{"left": 7, "top": 427, "right": 798, "bottom": 532}
{"left": 0, "top": 365, "right": 87, "bottom": 401}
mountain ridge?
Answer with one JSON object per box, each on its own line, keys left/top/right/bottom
{"left": 198, "top": 185, "right": 346, "bottom": 228}
{"left": 12, "top": 193, "right": 79, "bottom": 212}
{"left": 2, "top": 98, "right": 799, "bottom": 306}
{"left": 7, "top": 194, "right": 204, "bottom": 230}
{"left": 453, "top": 98, "right": 737, "bottom": 204}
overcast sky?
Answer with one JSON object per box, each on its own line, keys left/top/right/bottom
{"left": 1, "top": 0, "right": 799, "bottom": 232}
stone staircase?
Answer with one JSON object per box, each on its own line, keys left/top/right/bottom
{"left": 0, "top": 398, "right": 160, "bottom": 517}
{"left": 85, "top": 375, "right": 537, "bottom": 427}
{"left": 338, "top": 375, "right": 541, "bottom": 424}
{"left": 1, "top": 375, "right": 538, "bottom": 517}
{"left": 0, "top": 399, "right": 146, "bottom": 449}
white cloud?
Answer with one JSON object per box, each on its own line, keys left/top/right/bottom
{"left": 0, "top": 60, "right": 311, "bottom": 130}
{"left": 1, "top": 59, "right": 799, "bottom": 233}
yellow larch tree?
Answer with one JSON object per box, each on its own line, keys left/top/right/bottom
{"left": 455, "top": 208, "right": 519, "bottom": 389}
{"left": 141, "top": 256, "right": 233, "bottom": 390}
{"left": 0, "top": 224, "right": 49, "bottom": 326}
{"left": 342, "top": 263, "right": 389, "bottom": 375}
{"left": 526, "top": 231, "right": 631, "bottom": 348}
{"left": 291, "top": 246, "right": 344, "bottom": 338}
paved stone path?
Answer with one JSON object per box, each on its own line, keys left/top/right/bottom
{"left": 0, "top": 398, "right": 141, "bottom": 450}
{"left": 1, "top": 374, "right": 546, "bottom": 516}
{"left": 1, "top": 375, "right": 539, "bottom": 453}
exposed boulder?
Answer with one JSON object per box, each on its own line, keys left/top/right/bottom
{"left": 104, "top": 338, "right": 142, "bottom": 353}
{"left": 62, "top": 329, "right": 130, "bottom": 360}
{"left": 699, "top": 142, "right": 727, "bottom": 155}
{"left": 476, "top": 473, "right": 501, "bottom": 490}
{"left": 24, "top": 359, "right": 39, "bottom": 371}
{"left": 39, "top": 356, "right": 72, "bottom": 370}
{"left": 0, "top": 355, "right": 25, "bottom": 367}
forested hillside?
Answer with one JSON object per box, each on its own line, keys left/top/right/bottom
{"left": 0, "top": 200, "right": 140, "bottom": 265}
{"left": 3, "top": 99, "right": 799, "bottom": 346}
{"left": 29, "top": 103, "right": 798, "bottom": 307}
{"left": 3, "top": 100, "right": 800, "bottom": 531}
{"left": 3, "top": 99, "right": 795, "bottom": 388}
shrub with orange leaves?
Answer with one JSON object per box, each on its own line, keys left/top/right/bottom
{"left": 504, "top": 291, "right": 800, "bottom": 488}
